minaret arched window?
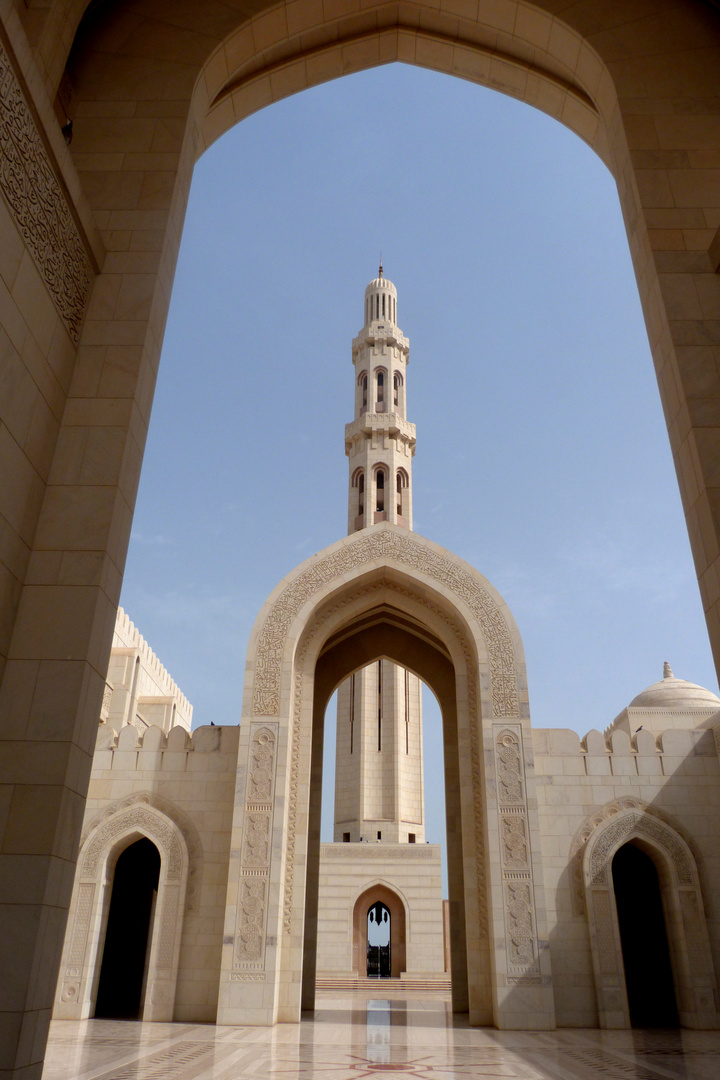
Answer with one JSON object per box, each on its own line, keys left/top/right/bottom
{"left": 375, "top": 468, "right": 385, "bottom": 513}
{"left": 376, "top": 370, "right": 384, "bottom": 408}
{"left": 358, "top": 371, "right": 367, "bottom": 411}
{"left": 396, "top": 468, "right": 408, "bottom": 519}
{"left": 393, "top": 371, "right": 403, "bottom": 407}
{"left": 358, "top": 472, "right": 364, "bottom": 515}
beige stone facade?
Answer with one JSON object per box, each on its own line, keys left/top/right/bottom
{"left": 5, "top": 4, "right": 720, "bottom": 1075}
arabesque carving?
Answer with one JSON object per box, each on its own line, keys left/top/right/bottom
{"left": 496, "top": 730, "right": 523, "bottom": 804}
{"left": 81, "top": 806, "right": 183, "bottom": 879}
{"left": 253, "top": 530, "right": 518, "bottom": 718}
{"left": 248, "top": 727, "right": 276, "bottom": 801}
{"left": 235, "top": 879, "right": 266, "bottom": 964}
{"left": 0, "top": 41, "right": 93, "bottom": 342}
{"left": 589, "top": 811, "right": 692, "bottom": 886}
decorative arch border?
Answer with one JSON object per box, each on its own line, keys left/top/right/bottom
{"left": 582, "top": 804, "right": 719, "bottom": 1030}
{"left": 54, "top": 797, "right": 191, "bottom": 1022}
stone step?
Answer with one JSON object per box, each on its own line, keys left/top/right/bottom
{"left": 316, "top": 977, "right": 452, "bottom": 993}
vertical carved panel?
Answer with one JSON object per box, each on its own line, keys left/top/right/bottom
{"left": 0, "top": 41, "right": 94, "bottom": 342}
{"left": 233, "top": 723, "right": 277, "bottom": 976}
{"left": 494, "top": 727, "right": 539, "bottom": 978}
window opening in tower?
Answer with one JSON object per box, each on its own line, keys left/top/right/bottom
{"left": 349, "top": 672, "right": 355, "bottom": 754}
{"left": 377, "top": 661, "right": 382, "bottom": 751}
{"left": 377, "top": 371, "right": 384, "bottom": 405}
{"left": 376, "top": 470, "right": 385, "bottom": 512}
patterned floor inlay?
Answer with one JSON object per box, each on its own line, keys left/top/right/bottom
{"left": 42, "top": 997, "right": 720, "bottom": 1080}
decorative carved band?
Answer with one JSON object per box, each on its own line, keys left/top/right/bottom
{"left": 248, "top": 727, "right": 276, "bottom": 801}
{"left": 589, "top": 811, "right": 693, "bottom": 886}
{"left": 253, "top": 530, "right": 518, "bottom": 718}
{"left": 321, "top": 844, "right": 437, "bottom": 860}
{"left": 0, "top": 40, "right": 93, "bottom": 343}
{"left": 80, "top": 806, "right": 183, "bottom": 879}
{"left": 235, "top": 879, "right": 267, "bottom": 965}
{"left": 494, "top": 726, "right": 539, "bottom": 974}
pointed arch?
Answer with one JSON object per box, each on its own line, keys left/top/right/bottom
{"left": 219, "top": 523, "right": 552, "bottom": 1030}
{"left": 55, "top": 798, "right": 190, "bottom": 1022}
{"left": 352, "top": 881, "right": 408, "bottom": 978}
{"left": 582, "top": 805, "right": 719, "bottom": 1030}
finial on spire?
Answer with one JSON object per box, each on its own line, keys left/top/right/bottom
{"left": 663, "top": 661, "right": 674, "bottom": 679}
{"left": 379, "top": 256, "right": 383, "bottom": 278}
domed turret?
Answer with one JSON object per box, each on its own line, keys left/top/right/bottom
{"left": 364, "top": 263, "right": 398, "bottom": 327}
{"left": 607, "top": 662, "right": 720, "bottom": 736}
{"left": 628, "top": 662, "right": 720, "bottom": 711}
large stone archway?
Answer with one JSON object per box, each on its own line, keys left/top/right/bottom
{"left": 217, "top": 523, "right": 553, "bottom": 1028}
{"left": 2, "top": 1, "right": 720, "bottom": 1074}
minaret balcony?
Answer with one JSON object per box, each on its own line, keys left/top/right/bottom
{"left": 352, "top": 326, "right": 409, "bottom": 355}
{"left": 344, "top": 413, "right": 416, "bottom": 443}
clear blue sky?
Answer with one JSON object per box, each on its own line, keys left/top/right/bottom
{"left": 120, "top": 63, "right": 717, "bottom": 858}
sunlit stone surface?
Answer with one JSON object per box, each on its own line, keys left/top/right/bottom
{"left": 43, "top": 994, "right": 720, "bottom": 1080}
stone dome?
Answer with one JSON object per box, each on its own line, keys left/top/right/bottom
{"left": 628, "top": 663, "right": 720, "bottom": 710}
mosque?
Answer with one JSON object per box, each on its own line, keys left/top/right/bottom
{"left": 55, "top": 269, "right": 720, "bottom": 1033}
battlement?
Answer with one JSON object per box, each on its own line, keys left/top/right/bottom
{"left": 96, "top": 722, "right": 239, "bottom": 757}
{"left": 532, "top": 725, "right": 718, "bottom": 778}
{"left": 111, "top": 607, "right": 193, "bottom": 724}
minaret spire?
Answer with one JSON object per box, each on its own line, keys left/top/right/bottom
{"left": 345, "top": 267, "right": 416, "bottom": 533}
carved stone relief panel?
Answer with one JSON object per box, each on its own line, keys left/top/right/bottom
{"left": 233, "top": 722, "right": 278, "bottom": 975}
{"left": 494, "top": 726, "right": 539, "bottom": 975}
{"left": 248, "top": 727, "right": 276, "bottom": 802}
{"left": 253, "top": 530, "right": 519, "bottom": 718}
{"left": 0, "top": 40, "right": 94, "bottom": 342}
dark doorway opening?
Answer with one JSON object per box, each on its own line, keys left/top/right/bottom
{"left": 612, "top": 842, "right": 679, "bottom": 1028}
{"left": 95, "top": 837, "right": 161, "bottom": 1019}
{"left": 367, "top": 901, "right": 391, "bottom": 978}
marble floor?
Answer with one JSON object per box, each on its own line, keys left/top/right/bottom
{"left": 42, "top": 993, "right": 720, "bottom": 1080}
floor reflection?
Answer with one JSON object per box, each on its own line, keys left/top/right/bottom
{"left": 42, "top": 993, "right": 720, "bottom": 1080}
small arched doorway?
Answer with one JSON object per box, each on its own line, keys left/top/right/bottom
{"left": 352, "top": 884, "right": 407, "bottom": 979}
{"left": 95, "top": 837, "right": 161, "bottom": 1019}
{"left": 367, "top": 901, "right": 391, "bottom": 978}
{"left": 612, "top": 842, "right": 679, "bottom": 1028}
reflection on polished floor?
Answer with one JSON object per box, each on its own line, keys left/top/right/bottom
{"left": 43, "top": 993, "right": 720, "bottom": 1080}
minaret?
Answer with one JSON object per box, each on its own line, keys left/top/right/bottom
{"left": 334, "top": 268, "right": 425, "bottom": 845}
{"left": 345, "top": 265, "right": 416, "bottom": 531}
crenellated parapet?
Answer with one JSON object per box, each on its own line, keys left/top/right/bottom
{"left": 532, "top": 724, "right": 718, "bottom": 779}
{"left": 95, "top": 722, "right": 239, "bottom": 763}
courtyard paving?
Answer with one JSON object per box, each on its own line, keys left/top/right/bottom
{"left": 42, "top": 993, "right": 720, "bottom": 1079}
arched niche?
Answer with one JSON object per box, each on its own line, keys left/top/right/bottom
{"left": 54, "top": 799, "right": 190, "bottom": 1022}
{"left": 217, "top": 523, "right": 554, "bottom": 1030}
{"left": 582, "top": 805, "right": 719, "bottom": 1031}
{"left": 352, "top": 882, "right": 408, "bottom": 978}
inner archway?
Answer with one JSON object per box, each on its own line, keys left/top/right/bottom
{"left": 612, "top": 843, "right": 679, "bottom": 1029}
{"left": 353, "top": 887, "right": 407, "bottom": 979}
{"left": 302, "top": 606, "right": 474, "bottom": 1015}
{"left": 94, "top": 838, "right": 161, "bottom": 1020}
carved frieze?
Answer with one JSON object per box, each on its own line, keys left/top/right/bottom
{"left": 235, "top": 879, "right": 267, "bottom": 964}
{"left": 495, "top": 729, "right": 523, "bottom": 805}
{"left": 81, "top": 806, "right": 183, "bottom": 879}
{"left": 248, "top": 727, "right": 276, "bottom": 802}
{"left": 253, "top": 530, "right": 518, "bottom": 718}
{"left": 589, "top": 811, "right": 692, "bottom": 886}
{"left": 0, "top": 41, "right": 93, "bottom": 343}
